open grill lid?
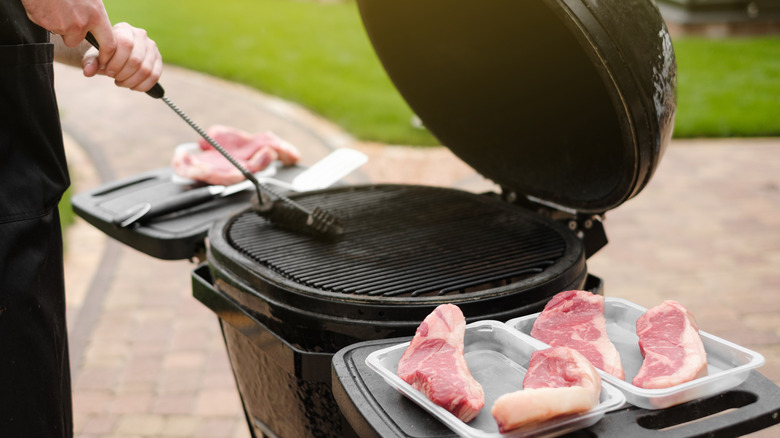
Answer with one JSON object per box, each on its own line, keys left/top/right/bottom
{"left": 356, "top": 0, "right": 676, "bottom": 214}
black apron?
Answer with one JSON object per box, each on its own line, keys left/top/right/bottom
{"left": 0, "top": 2, "right": 73, "bottom": 437}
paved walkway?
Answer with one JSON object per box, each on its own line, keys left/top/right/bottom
{"left": 54, "top": 63, "right": 780, "bottom": 437}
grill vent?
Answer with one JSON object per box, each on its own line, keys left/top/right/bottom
{"left": 226, "top": 185, "right": 568, "bottom": 298}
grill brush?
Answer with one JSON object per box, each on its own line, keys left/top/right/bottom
{"left": 85, "top": 33, "right": 343, "bottom": 239}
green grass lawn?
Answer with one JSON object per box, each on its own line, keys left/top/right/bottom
{"left": 102, "top": 0, "right": 780, "bottom": 144}
{"left": 104, "top": 0, "right": 434, "bottom": 146}
{"left": 673, "top": 37, "right": 780, "bottom": 138}
{"left": 59, "top": 186, "right": 75, "bottom": 244}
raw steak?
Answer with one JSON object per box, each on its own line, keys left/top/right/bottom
{"left": 397, "top": 304, "right": 485, "bottom": 422}
{"left": 172, "top": 125, "right": 300, "bottom": 185}
{"left": 491, "top": 347, "right": 601, "bottom": 433}
{"left": 633, "top": 300, "right": 708, "bottom": 389}
{"left": 530, "top": 290, "right": 625, "bottom": 379}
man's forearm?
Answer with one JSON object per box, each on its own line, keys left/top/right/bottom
{"left": 52, "top": 33, "right": 91, "bottom": 67}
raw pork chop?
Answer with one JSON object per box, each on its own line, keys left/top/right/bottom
{"left": 397, "top": 304, "right": 485, "bottom": 422}
{"left": 633, "top": 300, "right": 707, "bottom": 389}
{"left": 491, "top": 347, "right": 601, "bottom": 432}
{"left": 172, "top": 125, "right": 301, "bottom": 185}
{"left": 530, "top": 290, "right": 625, "bottom": 379}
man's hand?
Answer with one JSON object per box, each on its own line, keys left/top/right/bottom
{"left": 22, "top": 0, "right": 117, "bottom": 67}
{"left": 82, "top": 23, "right": 163, "bottom": 93}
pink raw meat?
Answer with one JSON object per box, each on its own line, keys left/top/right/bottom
{"left": 397, "top": 304, "right": 485, "bottom": 422}
{"left": 633, "top": 300, "right": 707, "bottom": 389}
{"left": 491, "top": 347, "right": 601, "bottom": 433}
{"left": 530, "top": 290, "right": 625, "bottom": 379}
{"left": 172, "top": 125, "right": 301, "bottom": 185}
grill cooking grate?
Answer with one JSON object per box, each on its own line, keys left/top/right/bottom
{"left": 225, "top": 185, "right": 568, "bottom": 298}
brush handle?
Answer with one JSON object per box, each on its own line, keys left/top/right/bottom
{"left": 86, "top": 32, "right": 341, "bottom": 237}
{"left": 85, "top": 32, "right": 165, "bottom": 99}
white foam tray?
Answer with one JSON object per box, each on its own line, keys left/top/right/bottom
{"left": 506, "top": 297, "right": 766, "bottom": 410}
{"left": 366, "top": 320, "right": 625, "bottom": 438}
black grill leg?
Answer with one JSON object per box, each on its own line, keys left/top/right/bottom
{"left": 218, "top": 319, "right": 259, "bottom": 438}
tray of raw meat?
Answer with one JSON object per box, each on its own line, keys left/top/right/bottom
{"left": 506, "top": 292, "right": 766, "bottom": 410}
{"left": 365, "top": 305, "right": 625, "bottom": 438}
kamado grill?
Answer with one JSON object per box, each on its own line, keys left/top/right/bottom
{"left": 72, "top": 0, "right": 780, "bottom": 437}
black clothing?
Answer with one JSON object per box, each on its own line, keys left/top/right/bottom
{"left": 1, "top": 1, "right": 73, "bottom": 437}
{"left": 0, "top": 1, "right": 48, "bottom": 44}
{"left": 0, "top": 211, "right": 72, "bottom": 438}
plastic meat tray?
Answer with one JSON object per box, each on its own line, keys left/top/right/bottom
{"left": 506, "top": 297, "right": 766, "bottom": 410}
{"left": 366, "top": 320, "right": 625, "bottom": 438}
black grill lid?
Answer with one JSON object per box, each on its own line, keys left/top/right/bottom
{"left": 356, "top": 0, "right": 676, "bottom": 214}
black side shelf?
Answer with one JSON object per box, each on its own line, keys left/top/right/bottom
{"left": 332, "top": 339, "right": 780, "bottom": 438}
{"left": 71, "top": 167, "right": 255, "bottom": 260}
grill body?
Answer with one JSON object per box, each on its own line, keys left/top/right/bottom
{"left": 205, "top": 184, "right": 587, "bottom": 437}
{"left": 199, "top": 0, "right": 679, "bottom": 430}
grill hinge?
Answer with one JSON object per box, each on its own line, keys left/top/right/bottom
{"left": 501, "top": 188, "right": 608, "bottom": 258}
{"left": 573, "top": 216, "right": 608, "bottom": 258}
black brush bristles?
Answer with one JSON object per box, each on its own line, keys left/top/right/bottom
{"left": 250, "top": 194, "right": 343, "bottom": 240}
{"left": 307, "top": 206, "right": 344, "bottom": 237}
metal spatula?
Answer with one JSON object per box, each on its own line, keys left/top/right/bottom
{"left": 85, "top": 33, "right": 346, "bottom": 239}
